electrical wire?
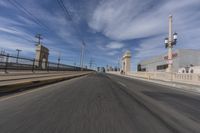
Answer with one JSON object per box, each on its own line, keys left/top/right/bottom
{"left": 7, "top": 0, "right": 49, "bottom": 30}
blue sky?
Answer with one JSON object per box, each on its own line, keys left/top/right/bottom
{"left": 0, "top": 0, "right": 200, "bottom": 70}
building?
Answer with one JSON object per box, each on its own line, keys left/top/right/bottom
{"left": 178, "top": 66, "right": 200, "bottom": 74}
{"left": 138, "top": 49, "right": 200, "bottom": 72}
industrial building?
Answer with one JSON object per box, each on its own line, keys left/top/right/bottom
{"left": 137, "top": 49, "right": 200, "bottom": 72}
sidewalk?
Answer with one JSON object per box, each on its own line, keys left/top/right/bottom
{"left": 0, "top": 70, "right": 68, "bottom": 76}
{"left": 0, "top": 71, "right": 81, "bottom": 82}
{"left": 107, "top": 72, "right": 200, "bottom": 95}
{"left": 0, "top": 71, "right": 92, "bottom": 93}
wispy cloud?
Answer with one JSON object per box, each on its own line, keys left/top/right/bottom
{"left": 88, "top": 0, "right": 200, "bottom": 70}
{"left": 0, "top": 0, "right": 200, "bottom": 69}
{"left": 106, "top": 42, "right": 124, "bottom": 49}
{"left": 89, "top": 0, "right": 200, "bottom": 41}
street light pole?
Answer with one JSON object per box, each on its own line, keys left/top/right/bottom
{"left": 16, "top": 49, "right": 22, "bottom": 64}
{"left": 80, "top": 41, "right": 86, "bottom": 71}
{"left": 164, "top": 15, "right": 178, "bottom": 73}
{"left": 167, "top": 15, "right": 173, "bottom": 72}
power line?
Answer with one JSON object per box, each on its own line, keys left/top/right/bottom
{"left": 56, "top": 0, "right": 72, "bottom": 21}
{"left": 56, "top": 0, "right": 88, "bottom": 70}
{"left": 56, "top": 0, "right": 85, "bottom": 42}
{"left": 7, "top": 0, "right": 49, "bottom": 30}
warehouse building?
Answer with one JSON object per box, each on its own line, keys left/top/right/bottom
{"left": 137, "top": 49, "right": 200, "bottom": 72}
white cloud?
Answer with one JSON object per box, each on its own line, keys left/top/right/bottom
{"left": 0, "top": 36, "right": 35, "bottom": 53}
{"left": 106, "top": 42, "right": 124, "bottom": 49}
{"left": 89, "top": 0, "right": 200, "bottom": 41}
{"left": 107, "top": 51, "right": 118, "bottom": 56}
{"left": 88, "top": 0, "right": 200, "bottom": 70}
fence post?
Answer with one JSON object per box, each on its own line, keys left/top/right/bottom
{"left": 57, "top": 63, "right": 60, "bottom": 71}
{"left": 32, "top": 59, "right": 35, "bottom": 73}
{"left": 5, "top": 54, "right": 9, "bottom": 73}
{"left": 47, "top": 61, "right": 49, "bottom": 72}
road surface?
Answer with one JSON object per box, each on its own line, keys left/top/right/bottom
{"left": 0, "top": 73, "right": 200, "bottom": 133}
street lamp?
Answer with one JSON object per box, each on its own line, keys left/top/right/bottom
{"left": 165, "top": 37, "right": 168, "bottom": 48}
{"left": 164, "top": 15, "right": 178, "bottom": 72}
{"left": 173, "top": 32, "right": 178, "bottom": 44}
{"left": 164, "top": 33, "right": 178, "bottom": 48}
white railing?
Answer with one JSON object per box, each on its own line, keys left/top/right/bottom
{"left": 129, "top": 72, "right": 200, "bottom": 86}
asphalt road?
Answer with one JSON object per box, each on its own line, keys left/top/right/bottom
{"left": 0, "top": 73, "right": 200, "bottom": 133}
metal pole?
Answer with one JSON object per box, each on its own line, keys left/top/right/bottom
{"left": 5, "top": 54, "right": 9, "bottom": 73}
{"left": 47, "top": 62, "right": 49, "bottom": 72}
{"left": 80, "top": 44, "right": 85, "bottom": 71}
{"left": 32, "top": 59, "right": 35, "bottom": 72}
{"left": 16, "top": 49, "right": 22, "bottom": 64}
{"left": 57, "top": 51, "right": 61, "bottom": 71}
{"left": 167, "top": 15, "right": 173, "bottom": 72}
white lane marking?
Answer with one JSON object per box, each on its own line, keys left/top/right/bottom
{"left": 118, "top": 81, "right": 127, "bottom": 87}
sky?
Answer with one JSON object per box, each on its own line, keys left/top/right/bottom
{"left": 0, "top": 0, "right": 200, "bottom": 70}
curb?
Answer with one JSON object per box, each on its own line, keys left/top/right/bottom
{"left": 0, "top": 72, "right": 91, "bottom": 93}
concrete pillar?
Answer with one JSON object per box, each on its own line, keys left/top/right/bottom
{"left": 122, "top": 50, "right": 131, "bottom": 75}
{"left": 35, "top": 44, "right": 49, "bottom": 69}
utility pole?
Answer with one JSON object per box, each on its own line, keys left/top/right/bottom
{"left": 164, "top": 15, "right": 178, "bottom": 73}
{"left": 89, "top": 58, "right": 95, "bottom": 69}
{"left": 16, "top": 49, "right": 22, "bottom": 64}
{"left": 80, "top": 41, "right": 86, "bottom": 70}
{"left": 57, "top": 51, "right": 61, "bottom": 69}
{"left": 35, "top": 34, "right": 43, "bottom": 45}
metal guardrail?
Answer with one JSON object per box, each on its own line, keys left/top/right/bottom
{"left": 0, "top": 54, "right": 90, "bottom": 73}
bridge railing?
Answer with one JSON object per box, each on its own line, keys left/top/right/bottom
{"left": 0, "top": 54, "right": 90, "bottom": 73}
{"left": 129, "top": 72, "right": 200, "bottom": 86}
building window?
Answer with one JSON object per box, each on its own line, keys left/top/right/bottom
{"left": 156, "top": 64, "right": 168, "bottom": 70}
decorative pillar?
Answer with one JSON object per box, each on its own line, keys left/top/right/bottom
{"left": 122, "top": 50, "right": 131, "bottom": 75}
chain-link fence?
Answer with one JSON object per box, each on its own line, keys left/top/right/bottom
{"left": 0, "top": 54, "right": 89, "bottom": 73}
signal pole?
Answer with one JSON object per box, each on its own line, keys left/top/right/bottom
{"left": 16, "top": 49, "right": 22, "bottom": 64}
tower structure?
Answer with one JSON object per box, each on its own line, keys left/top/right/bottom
{"left": 35, "top": 45, "right": 49, "bottom": 69}
{"left": 122, "top": 50, "right": 131, "bottom": 75}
